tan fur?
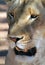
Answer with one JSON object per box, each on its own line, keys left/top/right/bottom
{"left": 4, "top": 0, "right": 45, "bottom": 65}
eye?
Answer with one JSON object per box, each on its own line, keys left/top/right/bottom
{"left": 8, "top": 13, "right": 14, "bottom": 24}
{"left": 8, "top": 13, "right": 14, "bottom": 34}
{"left": 29, "top": 14, "right": 39, "bottom": 24}
{"left": 8, "top": 13, "right": 14, "bottom": 20}
{"left": 31, "top": 14, "right": 38, "bottom": 18}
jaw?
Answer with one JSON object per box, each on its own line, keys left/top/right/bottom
{"left": 13, "top": 42, "right": 37, "bottom": 63}
{"left": 15, "top": 55, "right": 35, "bottom": 63}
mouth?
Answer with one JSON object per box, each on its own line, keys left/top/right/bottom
{"left": 14, "top": 47, "right": 37, "bottom": 56}
{"left": 9, "top": 36, "right": 37, "bottom": 56}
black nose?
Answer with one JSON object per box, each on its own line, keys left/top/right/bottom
{"left": 14, "top": 47, "right": 37, "bottom": 56}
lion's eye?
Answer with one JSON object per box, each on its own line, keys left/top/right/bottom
{"left": 29, "top": 14, "right": 38, "bottom": 23}
{"left": 8, "top": 13, "right": 14, "bottom": 24}
{"left": 8, "top": 13, "right": 14, "bottom": 20}
{"left": 31, "top": 14, "right": 38, "bottom": 18}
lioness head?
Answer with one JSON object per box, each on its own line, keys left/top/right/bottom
{"left": 5, "top": 0, "right": 45, "bottom": 65}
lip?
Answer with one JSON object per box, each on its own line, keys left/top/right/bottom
{"left": 14, "top": 47, "right": 37, "bottom": 56}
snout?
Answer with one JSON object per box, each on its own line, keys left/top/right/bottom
{"left": 8, "top": 35, "right": 37, "bottom": 56}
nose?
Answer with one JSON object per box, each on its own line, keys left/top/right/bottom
{"left": 9, "top": 36, "right": 23, "bottom": 43}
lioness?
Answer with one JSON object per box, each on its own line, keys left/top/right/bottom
{"left": 5, "top": 0, "right": 45, "bottom": 65}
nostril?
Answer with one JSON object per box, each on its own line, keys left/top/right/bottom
{"left": 14, "top": 37, "right": 23, "bottom": 43}
{"left": 16, "top": 37, "right": 23, "bottom": 42}
{"left": 9, "top": 36, "right": 23, "bottom": 43}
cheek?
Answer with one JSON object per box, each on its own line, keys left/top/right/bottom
{"left": 32, "top": 30, "right": 43, "bottom": 49}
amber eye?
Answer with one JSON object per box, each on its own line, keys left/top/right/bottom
{"left": 31, "top": 14, "right": 38, "bottom": 18}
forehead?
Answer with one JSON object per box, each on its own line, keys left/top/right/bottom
{"left": 8, "top": 0, "right": 40, "bottom": 20}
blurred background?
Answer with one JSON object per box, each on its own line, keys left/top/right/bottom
{"left": 0, "top": 0, "right": 9, "bottom": 65}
